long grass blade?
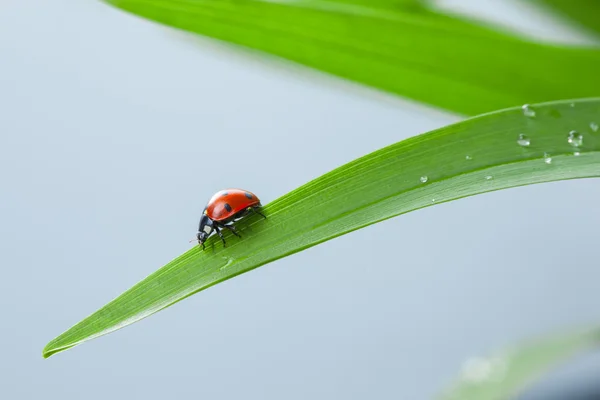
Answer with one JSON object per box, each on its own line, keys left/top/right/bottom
{"left": 43, "top": 98, "right": 600, "bottom": 358}
{"left": 439, "top": 327, "right": 600, "bottom": 400}
{"left": 103, "top": 0, "right": 600, "bottom": 115}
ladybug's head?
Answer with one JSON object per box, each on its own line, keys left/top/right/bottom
{"left": 197, "top": 214, "right": 214, "bottom": 247}
{"left": 196, "top": 231, "right": 208, "bottom": 245}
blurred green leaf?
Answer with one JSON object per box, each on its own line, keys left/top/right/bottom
{"left": 103, "top": 0, "right": 600, "bottom": 115}
{"left": 44, "top": 98, "right": 600, "bottom": 358}
{"left": 439, "top": 327, "right": 600, "bottom": 400}
{"left": 534, "top": 0, "right": 600, "bottom": 37}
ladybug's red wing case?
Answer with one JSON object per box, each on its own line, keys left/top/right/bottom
{"left": 205, "top": 188, "right": 261, "bottom": 221}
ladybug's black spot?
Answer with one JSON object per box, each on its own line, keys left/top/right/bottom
{"left": 221, "top": 192, "right": 229, "bottom": 197}
{"left": 244, "top": 192, "right": 253, "bottom": 199}
{"left": 224, "top": 203, "right": 232, "bottom": 212}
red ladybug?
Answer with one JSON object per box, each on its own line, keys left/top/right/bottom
{"left": 196, "top": 189, "right": 266, "bottom": 249}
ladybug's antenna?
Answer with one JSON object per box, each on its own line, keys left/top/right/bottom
{"left": 189, "top": 238, "right": 197, "bottom": 243}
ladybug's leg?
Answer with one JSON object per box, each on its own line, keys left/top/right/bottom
{"left": 213, "top": 225, "right": 227, "bottom": 247}
{"left": 248, "top": 206, "right": 267, "bottom": 219}
{"left": 222, "top": 224, "right": 241, "bottom": 238}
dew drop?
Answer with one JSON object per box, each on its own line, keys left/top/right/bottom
{"left": 574, "top": 151, "right": 581, "bottom": 156}
{"left": 591, "top": 122, "right": 599, "bottom": 132}
{"left": 465, "top": 155, "right": 473, "bottom": 160}
{"left": 570, "top": 102, "right": 576, "bottom": 108}
{"left": 522, "top": 104, "right": 536, "bottom": 118}
{"left": 485, "top": 175, "right": 493, "bottom": 180}
{"left": 431, "top": 198, "right": 436, "bottom": 203}
{"left": 420, "top": 176, "right": 428, "bottom": 183}
{"left": 517, "top": 134, "right": 530, "bottom": 147}
{"left": 544, "top": 153, "right": 552, "bottom": 164}
{"left": 567, "top": 130, "right": 583, "bottom": 147}
{"left": 219, "top": 258, "right": 235, "bottom": 271}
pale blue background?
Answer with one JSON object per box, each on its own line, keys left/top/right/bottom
{"left": 1, "top": 1, "right": 599, "bottom": 399}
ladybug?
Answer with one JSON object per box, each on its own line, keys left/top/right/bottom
{"left": 196, "top": 188, "right": 266, "bottom": 249}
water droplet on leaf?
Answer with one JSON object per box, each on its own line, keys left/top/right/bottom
{"left": 420, "top": 176, "right": 428, "bottom": 183}
{"left": 465, "top": 155, "right": 472, "bottom": 160}
{"left": 567, "top": 130, "right": 583, "bottom": 147}
{"left": 219, "top": 258, "right": 235, "bottom": 271}
{"left": 517, "top": 134, "right": 530, "bottom": 147}
{"left": 522, "top": 104, "right": 536, "bottom": 118}
{"left": 591, "top": 122, "right": 599, "bottom": 132}
{"left": 485, "top": 175, "right": 493, "bottom": 180}
{"left": 544, "top": 153, "right": 552, "bottom": 164}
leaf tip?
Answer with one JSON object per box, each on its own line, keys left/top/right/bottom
{"left": 42, "top": 340, "right": 76, "bottom": 359}
{"left": 42, "top": 344, "right": 55, "bottom": 359}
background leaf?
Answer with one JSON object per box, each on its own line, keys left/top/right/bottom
{"left": 44, "top": 98, "right": 600, "bottom": 358}
{"left": 534, "top": 0, "right": 600, "bottom": 37}
{"left": 439, "top": 327, "right": 600, "bottom": 400}
{"left": 103, "top": 0, "right": 600, "bottom": 115}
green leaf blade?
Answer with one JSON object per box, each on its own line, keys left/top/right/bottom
{"left": 44, "top": 98, "right": 600, "bottom": 358}
{"left": 439, "top": 327, "right": 600, "bottom": 400}
{"left": 103, "top": 0, "right": 600, "bottom": 115}
{"left": 534, "top": 0, "right": 600, "bottom": 38}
